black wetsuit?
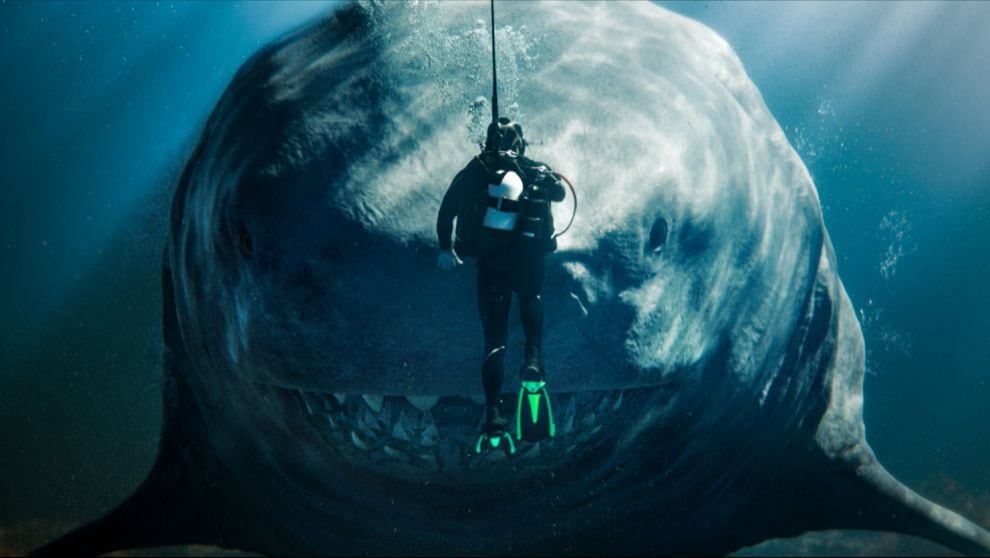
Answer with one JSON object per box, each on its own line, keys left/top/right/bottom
{"left": 437, "top": 151, "right": 566, "bottom": 422}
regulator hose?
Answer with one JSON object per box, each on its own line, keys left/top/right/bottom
{"left": 550, "top": 171, "right": 577, "bottom": 239}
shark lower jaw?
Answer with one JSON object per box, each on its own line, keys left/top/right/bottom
{"left": 257, "top": 382, "right": 643, "bottom": 483}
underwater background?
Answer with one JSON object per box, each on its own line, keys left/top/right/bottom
{"left": 0, "top": 1, "right": 986, "bottom": 555}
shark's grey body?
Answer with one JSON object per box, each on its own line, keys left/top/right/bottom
{"left": 36, "top": 2, "right": 990, "bottom": 555}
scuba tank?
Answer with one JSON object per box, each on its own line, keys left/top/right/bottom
{"left": 518, "top": 181, "right": 548, "bottom": 241}
{"left": 482, "top": 168, "right": 524, "bottom": 232}
{"left": 481, "top": 159, "right": 550, "bottom": 246}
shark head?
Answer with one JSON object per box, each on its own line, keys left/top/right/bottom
{"left": 35, "top": 2, "right": 990, "bottom": 556}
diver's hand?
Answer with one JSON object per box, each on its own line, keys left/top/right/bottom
{"left": 437, "top": 249, "right": 463, "bottom": 271}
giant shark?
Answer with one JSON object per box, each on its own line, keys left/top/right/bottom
{"left": 35, "top": 1, "right": 990, "bottom": 555}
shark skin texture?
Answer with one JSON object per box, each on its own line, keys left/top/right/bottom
{"left": 34, "top": 2, "right": 990, "bottom": 556}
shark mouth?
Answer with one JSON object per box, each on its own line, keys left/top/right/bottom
{"left": 259, "top": 383, "right": 643, "bottom": 481}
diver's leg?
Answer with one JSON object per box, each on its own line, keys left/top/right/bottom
{"left": 512, "top": 252, "right": 556, "bottom": 443}
{"left": 515, "top": 251, "right": 546, "bottom": 374}
{"left": 477, "top": 263, "right": 512, "bottom": 426}
{"left": 519, "top": 293, "right": 543, "bottom": 373}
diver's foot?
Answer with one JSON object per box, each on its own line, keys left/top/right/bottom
{"left": 483, "top": 416, "right": 509, "bottom": 436}
{"left": 523, "top": 344, "right": 542, "bottom": 378}
{"left": 520, "top": 363, "right": 545, "bottom": 385}
{"left": 476, "top": 416, "right": 515, "bottom": 455}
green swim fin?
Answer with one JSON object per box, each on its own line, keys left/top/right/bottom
{"left": 516, "top": 367, "right": 555, "bottom": 442}
{"left": 475, "top": 420, "right": 516, "bottom": 456}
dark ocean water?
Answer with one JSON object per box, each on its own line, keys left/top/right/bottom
{"left": 0, "top": 1, "right": 987, "bottom": 555}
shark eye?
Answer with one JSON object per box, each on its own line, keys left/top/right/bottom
{"left": 648, "top": 217, "right": 668, "bottom": 254}
{"left": 238, "top": 223, "right": 252, "bottom": 259}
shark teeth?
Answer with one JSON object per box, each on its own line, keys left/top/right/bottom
{"left": 563, "top": 396, "right": 577, "bottom": 434}
{"left": 391, "top": 414, "right": 412, "bottom": 441}
{"left": 267, "top": 385, "right": 646, "bottom": 474}
{"left": 321, "top": 395, "right": 335, "bottom": 413}
{"left": 419, "top": 409, "right": 435, "bottom": 430}
{"left": 383, "top": 445, "right": 407, "bottom": 461}
{"left": 362, "top": 394, "right": 384, "bottom": 413}
{"left": 377, "top": 398, "right": 393, "bottom": 425}
{"left": 419, "top": 421, "right": 439, "bottom": 447}
{"left": 597, "top": 394, "right": 611, "bottom": 414}
{"left": 350, "top": 431, "right": 369, "bottom": 452}
{"left": 296, "top": 389, "right": 314, "bottom": 415}
{"left": 406, "top": 395, "right": 439, "bottom": 412}
{"left": 357, "top": 410, "right": 379, "bottom": 437}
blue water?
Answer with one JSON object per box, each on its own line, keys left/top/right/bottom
{"left": 0, "top": 1, "right": 987, "bottom": 554}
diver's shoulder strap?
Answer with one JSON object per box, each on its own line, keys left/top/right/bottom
{"left": 514, "top": 157, "right": 555, "bottom": 186}
{"left": 475, "top": 151, "right": 526, "bottom": 183}
{"left": 474, "top": 153, "right": 495, "bottom": 176}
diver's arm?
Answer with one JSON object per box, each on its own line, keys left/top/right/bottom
{"left": 436, "top": 165, "right": 470, "bottom": 270}
{"left": 437, "top": 164, "right": 471, "bottom": 250}
{"left": 520, "top": 158, "right": 566, "bottom": 203}
{"left": 543, "top": 172, "right": 566, "bottom": 203}
{"left": 436, "top": 186, "right": 458, "bottom": 252}
{"left": 531, "top": 167, "right": 566, "bottom": 203}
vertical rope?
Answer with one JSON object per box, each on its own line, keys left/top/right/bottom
{"left": 490, "top": 0, "right": 499, "bottom": 124}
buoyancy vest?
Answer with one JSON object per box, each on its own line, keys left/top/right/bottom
{"left": 476, "top": 151, "right": 558, "bottom": 253}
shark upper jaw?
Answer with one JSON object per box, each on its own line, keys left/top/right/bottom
{"left": 253, "top": 379, "right": 661, "bottom": 484}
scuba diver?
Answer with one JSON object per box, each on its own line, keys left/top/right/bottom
{"left": 436, "top": 118, "right": 566, "bottom": 454}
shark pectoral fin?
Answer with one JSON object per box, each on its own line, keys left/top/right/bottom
{"left": 29, "top": 388, "right": 226, "bottom": 557}
{"left": 793, "top": 442, "right": 990, "bottom": 557}
{"left": 850, "top": 460, "right": 990, "bottom": 556}
{"left": 32, "top": 256, "right": 228, "bottom": 557}
{"left": 29, "top": 462, "right": 222, "bottom": 557}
